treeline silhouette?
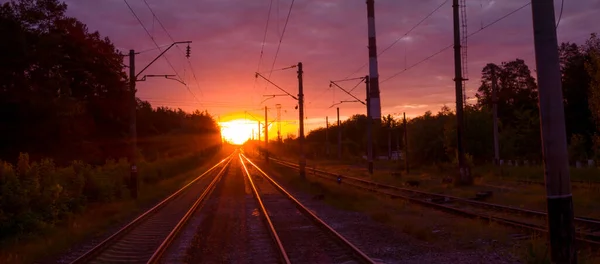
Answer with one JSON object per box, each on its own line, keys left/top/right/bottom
{"left": 0, "top": 0, "right": 220, "bottom": 165}
{"left": 293, "top": 34, "right": 600, "bottom": 167}
{"left": 0, "top": 0, "right": 220, "bottom": 240}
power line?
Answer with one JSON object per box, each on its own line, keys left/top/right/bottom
{"left": 253, "top": 0, "right": 274, "bottom": 106}
{"left": 140, "top": 0, "right": 204, "bottom": 97}
{"left": 344, "top": 0, "right": 450, "bottom": 79}
{"left": 256, "top": 0, "right": 274, "bottom": 76}
{"left": 266, "top": 0, "right": 296, "bottom": 80}
{"left": 123, "top": 0, "right": 202, "bottom": 105}
{"left": 381, "top": 1, "right": 531, "bottom": 84}
{"left": 556, "top": 0, "right": 565, "bottom": 28}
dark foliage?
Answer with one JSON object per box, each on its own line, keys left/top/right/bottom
{"left": 0, "top": 0, "right": 221, "bottom": 165}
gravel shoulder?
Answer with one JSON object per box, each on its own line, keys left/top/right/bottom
{"left": 259, "top": 160, "right": 521, "bottom": 264}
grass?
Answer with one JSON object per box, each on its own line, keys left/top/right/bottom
{"left": 264, "top": 161, "right": 514, "bottom": 251}
{"left": 0, "top": 146, "right": 234, "bottom": 264}
{"left": 285, "top": 157, "right": 600, "bottom": 219}
{"left": 265, "top": 160, "right": 600, "bottom": 262}
{"left": 515, "top": 236, "right": 600, "bottom": 264}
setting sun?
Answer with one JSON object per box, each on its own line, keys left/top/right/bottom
{"left": 219, "top": 119, "right": 256, "bottom": 145}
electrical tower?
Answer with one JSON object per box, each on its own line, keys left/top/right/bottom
{"left": 459, "top": 0, "right": 469, "bottom": 107}
{"left": 276, "top": 104, "right": 282, "bottom": 142}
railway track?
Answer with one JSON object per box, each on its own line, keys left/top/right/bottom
{"left": 183, "top": 154, "right": 284, "bottom": 264}
{"left": 269, "top": 158, "right": 600, "bottom": 248}
{"left": 69, "top": 155, "right": 233, "bottom": 264}
{"left": 511, "top": 179, "right": 600, "bottom": 189}
{"left": 240, "top": 154, "right": 376, "bottom": 264}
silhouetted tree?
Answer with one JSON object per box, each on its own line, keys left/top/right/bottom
{"left": 0, "top": 0, "right": 220, "bottom": 164}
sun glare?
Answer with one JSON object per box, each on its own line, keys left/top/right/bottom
{"left": 219, "top": 119, "right": 254, "bottom": 145}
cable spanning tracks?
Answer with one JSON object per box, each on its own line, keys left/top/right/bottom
{"left": 239, "top": 154, "right": 376, "bottom": 264}
{"left": 70, "top": 154, "right": 234, "bottom": 264}
{"left": 269, "top": 158, "right": 600, "bottom": 248}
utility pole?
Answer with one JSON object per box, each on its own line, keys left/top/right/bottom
{"left": 276, "top": 104, "right": 282, "bottom": 143}
{"left": 129, "top": 50, "right": 138, "bottom": 199}
{"left": 265, "top": 106, "right": 269, "bottom": 163}
{"left": 404, "top": 112, "right": 409, "bottom": 174}
{"left": 366, "top": 0, "right": 382, "bottom": 120}
{"left": 258, "top": 122, "right": 261, "bottom": 142}
{"left": 453, "top": 0, "right": 471, "bottom": 185}
{"left": 337, "top": 107, "right": 341, "bottom": 160}
{"left": 396, "top": 126, "right": 400, "bottom": 165}
{"left": 491, "top": 67, "right": 500, "bottom": 165}
{"left": 388, "top": 120, "right": 392, "bottom": 160}
{"left": 365, "top": 75, "right": 373, "bottom": 175}
{"left": 298, "top": 62, "right": 306, "bottom": 178}
{"left": 531, "top": 1, "right": 576, "bottom": 262}
{"left": 326, "top": 116, "right": 330, "bottom": 157}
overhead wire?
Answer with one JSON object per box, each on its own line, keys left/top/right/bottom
{"left": 253, "top": 0, "right": 275, "bottom": 107}
{"left": 266, "top": 0, "right": 296, "bottom": 81}
{"left": 140, "top": 0, "right": 204, "bottom": 97}
{"left": 556, "top": 0, "right": 565, "bottom": 28}
{"left": 255, "top": 0, "right": 274, "bottom": 81}
{"left": 123, "top": 0, "right": 202, "bottom": 106}
{"left": 344, "top": 0, "right": 450, "bottom": 79}
{"left": 381, "top": 1, "right": 532, "bottom": 84}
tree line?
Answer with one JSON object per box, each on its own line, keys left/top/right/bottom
{"left": 0, "top": 0, "right": 221, "bottom": 165}
{"left": 0, "top": 0, "right": 222, "bottom": 241}
{"left": 293, "top": 33, "right": 600, "bottom": 167}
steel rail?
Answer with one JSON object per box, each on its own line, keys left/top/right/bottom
{"left": 239, "top": 154, "right": 292, "bottom": 264}
{"left": 242, "top": 154, "right": 376, "bottom": 263}
{"left": 70, "top": 153, "right": 234, "bottom": 264}
{"left": 147, "top": 157, "right": 232, "bottom": 263}
{"left": 269, "top": 157, "right": 600, "bottom": 247}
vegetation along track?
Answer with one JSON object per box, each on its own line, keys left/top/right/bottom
{"left": 270, "top": 158, "right": 600, "bottom": 248}
{"left": 240, "top": 154, "right": 376, "bottom": 264}
{"left": 69, "top": 154, "right": 234, "bottom": 264}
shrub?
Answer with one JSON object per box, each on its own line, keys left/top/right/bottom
{"left": 0, "top": 145, "right": 221, "bottom": 241}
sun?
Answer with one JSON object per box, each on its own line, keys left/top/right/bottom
{"left": 219, "top": 119, "right": 255, "bottom": 145}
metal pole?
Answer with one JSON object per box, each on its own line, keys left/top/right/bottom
{"left": 404, "top": 112, "right": 409, "bottom": 174}
{"left": 265, "top": 106, "right": 269, "bottom": 163}
{"left": 366, "top": 76, "right": 373, "bottom": 175}
{"left": 453, "top": 0, "right": 471, "bottom": 185}
{"left": 366, "top": 0, "right": 381, "bottom": 120}
{"left": 298, "top": 62, "right": 306, "bottom": 178}
{"left": 396, "top": 126, "right": 400, "bottom": 165}
{"left": 326, "top": 116, "right": 330, "bottom": 157}
{"left": 388, "top": 121, "right": 392, "bottom": 160}
{"left": 129, "top": 49, "right": 138, "bottom": 199}
{"left": 337, "top": 107, "right": 341, "bottom": 160}
{"left": 492, "top": 66, "right": 500, "bottom": 165}
{"left": 531, "top": 1, "right": 576, "bottom": 262}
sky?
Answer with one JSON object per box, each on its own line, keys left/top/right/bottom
{"left": 63, "top": 0, "right": 600, "bottom": 139}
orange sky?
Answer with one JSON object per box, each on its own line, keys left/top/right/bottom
{"left": 64, "top": 0, "right": 600, "bottom": 140}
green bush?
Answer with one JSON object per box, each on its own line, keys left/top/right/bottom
{"left": 0, "top": 145, "right": 220, "bottom": 241}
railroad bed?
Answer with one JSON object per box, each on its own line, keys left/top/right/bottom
{"left": 269, "top": 158, "right": 600, "bottom": 249}
{"left": 69, "top": 155, "right": 233, "bottom": 264}
{"left": 182, "top": 154, "right": 283, "bottom": 263}
{"left": 240, "top": 154, "right": 375, "bottom": 264}
{"left": 69, "top": 151, "right": 375, "bottom": 264}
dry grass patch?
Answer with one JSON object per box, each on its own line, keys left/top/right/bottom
{"left": 297, "top": 160, "right": 600, "bottom": 219}
{"left": 513, "top": 236, "right": 600, "bottom": 264}
{"left": 267, "top": 162, "right": 515, "bottom": 251}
